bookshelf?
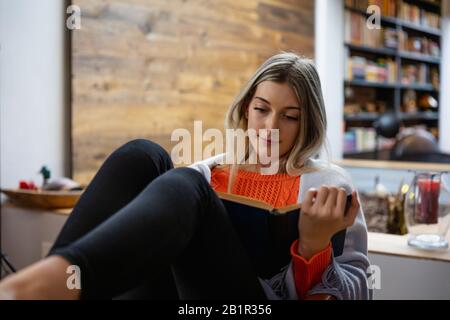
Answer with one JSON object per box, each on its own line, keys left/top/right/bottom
{"left": 343, "top": 0, "right": 442, "bottom": 159}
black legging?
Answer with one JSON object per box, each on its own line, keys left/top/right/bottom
{"left": 48, "top": 139, "right": 266, "bottom": 300}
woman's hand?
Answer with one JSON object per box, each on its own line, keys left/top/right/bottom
{"left": 297, "top": 186, "right": 360, "bottom": 260}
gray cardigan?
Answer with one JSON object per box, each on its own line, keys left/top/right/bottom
{"left": 189, "top": 154, "right": 372, "bottom": 300}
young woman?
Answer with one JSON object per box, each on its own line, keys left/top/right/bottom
{"left": 0, "top": 52, "right": 371, "bottom": 300}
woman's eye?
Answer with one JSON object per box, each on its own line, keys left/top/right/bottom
{"left": 254, "top": 107, "right": 267, "bottom": 113}
{"left": 284, "top": 114, "right": 299, "bottom": 121}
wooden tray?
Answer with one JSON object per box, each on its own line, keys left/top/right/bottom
{"left": 0, "top": 188, "right": 83, "bottom": 209}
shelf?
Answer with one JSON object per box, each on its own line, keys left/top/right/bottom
{"left": 343, "top": 149, "right": 395, "bottom": 161}
{"left": 345, "top": 80, "right": 397, "bottom": 88}
{"left": 345, "top": 112, "right": 438, "bottom": 122}
{"left": 344, "top": 6, "right": 398, "bottom": 26}
{"left": 379, "top": 14, "right": 399, "bottom": 25}
{"left": 400, "top": 112, "right": 439, "bottom": 121}
{"left": 346, "top": 81, "right": 440, "bottom": 92}
{"left": 402, "top": 0, "right": 442, "bottom": 12}
{"left": 399, "top": 51, "right": 440, "bottom": 64}
{"left": 344, "top": 6, "right": 441, "bottom": 37}
{"left": 399, "top": 83, "right": 438, "bottom": 91}
{"left": 343, "top": 2, "right": 442, "bottom": 161}
{"left": 343, "top": 150, "right": 377, "bottom": 156}
{"left": 398, "top": 20, "right": 441, "bottom": 36}
{"left": 338, "top": 159, "right": 450, "bottom": 172}
{"left": 345, "top": 43, "right": 397, "bottom": 56}
{"left": 345, "top": 46, "right": 440, "bottom": 64}
{"left": 344, "top": 113, "right": 379, "bottom": 121}
{"left": 343, "top": 150, "right": 393, "bottom": 160}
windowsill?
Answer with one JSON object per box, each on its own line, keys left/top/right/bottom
{"left": 337, "top": 159, "right": 450, "bottom": 172}
{"left": 368, "top": 232, "right": 450, "bottom": 263}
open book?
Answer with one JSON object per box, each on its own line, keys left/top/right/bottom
{"left": 216, "top": 191, "right": 351, "bottom": 278}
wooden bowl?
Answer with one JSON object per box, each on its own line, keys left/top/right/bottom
{"left": 0, "top": 188, "right": 83, "bottom": 209}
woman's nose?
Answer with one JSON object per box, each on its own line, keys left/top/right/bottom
{"left": 265, "top": 115, "right": 279, "bottom": 131}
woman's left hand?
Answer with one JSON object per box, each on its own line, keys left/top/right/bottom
{"left": 297, "top": 186, "right": 360, "bottom": 260}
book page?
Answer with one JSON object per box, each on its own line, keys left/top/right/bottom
{"left": 215, "top": 191, "right": 301, "bottom": 214}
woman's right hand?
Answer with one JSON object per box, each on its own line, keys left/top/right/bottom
{"left": 296, "top": 186, "right": 360, "bottom": 259}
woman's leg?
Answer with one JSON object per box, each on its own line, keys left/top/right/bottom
{"left": 50, "top": 138, "right": 174, "bottom": 250}
{"left": 48, "top": 166, "right": 265, "bottom": 299}
{"left": 48, "top": 138, "right": 178, "bottom": 299}
{"left": 0, "top": 139, "right": 177, "bottom": 299}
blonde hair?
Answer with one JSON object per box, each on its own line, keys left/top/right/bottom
{"left": 222, "top": 52, "right": 327, "bottom": 193}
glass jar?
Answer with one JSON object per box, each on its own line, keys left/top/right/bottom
{"left": 404, "top": 172, "right": 450, "bottom": 249}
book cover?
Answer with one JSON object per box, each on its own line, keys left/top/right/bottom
{"left": 216, "top": 192, "right": 351, "bottom": 278}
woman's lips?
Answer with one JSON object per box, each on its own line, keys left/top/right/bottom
{"left": 258, "top": 136, "right": 279, "bottom": 144}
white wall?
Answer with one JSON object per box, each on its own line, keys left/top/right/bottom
{"left": 315, "top": 0, "right": 345, "bottom": 161}
{"left": 1, "top": 206, "right": 68, "bottom": 271}
{"left": 0, "top": 0, "right": 69, "bottom": 275}
{"left": 0, "top": 0, "right": 69, "bottom": 192}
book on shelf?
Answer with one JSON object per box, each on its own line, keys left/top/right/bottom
{"left": 402, "top": 89, "right": 439, "bottom": 113}
{"left": 216, "top": 191, "right": 351, "bottom": 278}
{"left": 398, "top": 30, "right": 440, "bottom": 57}
{"left": 346, "top": 55, "right": 397, "bottom": 83}
{"left": 346, "top": 0, "right": 441, "bottom": 30}
{"left": 345, "top": 0, "right": 397, "bottom": 17}
{"left": 401, "top": 62, "right": 439, "bottom": 87}
{"left": 344, "top": 86, "right": 388, "bottom": 114}
{"left": 345, "top": 10, "right": 383, "bottom": 48}
{"left": 344, "top": 131, "right": 357, "bottom": 153}
{"left": 399, "top": 1, "right": 440, "bottom": 29}
{"left": 344, "top": 127, "right": 377, "bottom": 153}
{"left": 344, "top": 134, "right": 395, "bottom": 153}
{"left": 384, "top": 28, "right": 398, "bottom": 48}
{"left": 345, "top": 1, "right": 441, "bottom": 54}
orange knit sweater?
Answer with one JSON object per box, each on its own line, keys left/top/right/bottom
{"left": 211, "top": 166, "right": 332, "bottom": 299}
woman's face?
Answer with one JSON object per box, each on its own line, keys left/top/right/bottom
{"left": 245, "top": 81, "right": 301, "bottom": 161}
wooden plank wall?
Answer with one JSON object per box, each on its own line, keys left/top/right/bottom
{"left": 72, "top": 0, "right": 314, "bottom": 184}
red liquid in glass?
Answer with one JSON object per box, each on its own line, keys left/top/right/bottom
{"left": 416, "top": 178, "right": 440, "bottom": 224}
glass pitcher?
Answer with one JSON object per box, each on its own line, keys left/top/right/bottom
{"left": 404, "top": 172, "right": 450, "bottom": 249}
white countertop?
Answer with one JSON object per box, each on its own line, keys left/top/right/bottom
{"left": 368, "top": 231, "right": 450, "bottom": 262}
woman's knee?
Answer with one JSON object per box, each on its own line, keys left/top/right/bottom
{"left": 121, "top": 139, "right": 171, "bottom": 161}
{"left": 115, "top": 139, "right": 173, "bottom": 173}
{"left": 159, "top": 167, "right": 214, "bottom": 202}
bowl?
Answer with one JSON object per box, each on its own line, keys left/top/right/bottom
{"left": 0, "top": 188, "right": 83, "bottom": 209}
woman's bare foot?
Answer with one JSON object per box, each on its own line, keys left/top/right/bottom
{"left": 0, "top": 256, "right": 80, "bottom": 300}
